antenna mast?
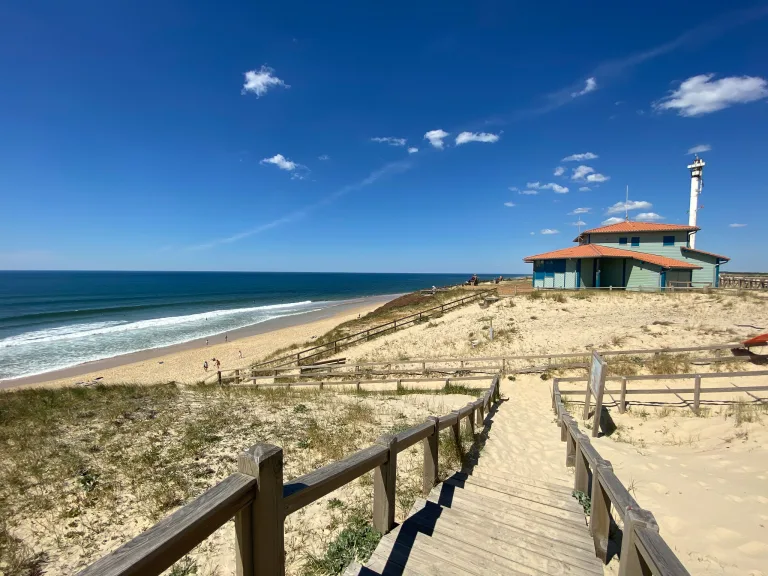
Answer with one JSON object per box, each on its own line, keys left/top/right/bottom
{"left": 625, "top": 185, "right": 629, "bottom": 221}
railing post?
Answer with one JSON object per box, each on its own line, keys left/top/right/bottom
{"left": 236, "top": 444, "right": 284, "bottom": 576}
{"left": 467, "top": 403, "right": 476, "bottom": 437}
{"left": 617, "top": 507, "right": 657, "bottom": 576}
{"left": 619, "top": 377, "right": 627, "bottom": 413}
{"left": 218, "top": 371, "right": 222, "bottom": 386}
{"left": 574, "top": 433, "right": 590, "bottom": 495}
{"left": 235, "top": 369, "right": 241, "bottom": 385}
{"left": 693, "top": 374, "right": 701, "bottom": 415}
{"left": 450, "top": 411, "right": 464, "bottom": 461}
{"left": 373, "top": 434, "right": 397, "bottom": 534}
{"left": 565, "top": 426, "right": 576, "bottom": 467}
{"left": 590, "top": 461, "right": 613, "bottom": 563}
{"left": 423, "top": 416, "right": 439, "bottom": 495}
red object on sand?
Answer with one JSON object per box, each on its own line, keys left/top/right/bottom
{"left": 743, "top": 333, "right": 768, "bottom": 347}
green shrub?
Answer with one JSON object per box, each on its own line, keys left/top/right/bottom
{"left": 304, "top": 514, "right": 380, "bottom": 575}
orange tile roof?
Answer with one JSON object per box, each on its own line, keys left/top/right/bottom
{"left": 523, "top": 244, "right": 702, "bottom": 269}
{"left": 681, "top": 247, "right": 730, "bottom": 262}
{"left": 580, "top": 221, "right": 700, "bottom": 235}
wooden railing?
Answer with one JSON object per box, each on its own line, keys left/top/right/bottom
{"left": 556, "top": 369, "right": 768, "bottom": 415}
{"left": 78, "top": 375, "right": 501, "bottom": 576}
{"left": 551, "top": 379, "right": 690, "bottom": 576}
{"left": 250, "top": 290, "right": 494, "bottom": 370}
{"left": 719, "top": 273, "right": 768, "bottom": 290}
{"left": 206, "top": 341, "right": 745, "bottom": 385}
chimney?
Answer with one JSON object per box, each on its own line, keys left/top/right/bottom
{"left": 687, "top": 156, "right": 705, "bottom": 249}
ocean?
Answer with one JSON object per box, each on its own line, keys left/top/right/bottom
{"left": 0, "top": 271, "right": 517, "bottom": 380}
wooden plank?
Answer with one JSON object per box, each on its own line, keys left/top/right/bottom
{"left": 634, "top": 526, "right": 691, "bottom": 576}
{"left": 235, "top": 444, "right": 284, "bottom": 576}
{"left": 437, "top": 412, "right": 458, "bottom": 431}
{"left": 693, "top": 375, "right": 701, "bottom": 415}
{"left": 460, "top": 469, "right": 574, "bottom": 496}
{"left": 77, "top": 473, "right": 257, "bottom": 576}
{"left": 283, "top": 444, "right": 388, "bottom": 514}
{"left": 590, "top": 463, "right": 612, "bottom": 563}
{"left": 395, "top": 420, "right": 435, "bottom": 451}
{"left": 422, "top": 417, "right": 439, "bottom": 496}
{"left": 373, "top": 435, "right": 397, "bottom": 534}
{"left": 617, "top": 508, "right": 657, "bottom": 576}
{"left": 608, "top": 385, "right": 768, "bottom": 395}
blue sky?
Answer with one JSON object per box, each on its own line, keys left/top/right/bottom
{"left": 1, "top": 1, "right": 766, "bottom": 273}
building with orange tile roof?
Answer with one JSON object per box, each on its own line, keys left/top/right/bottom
{"left": 524, "top": 221, "right": 729, "bottom": 290}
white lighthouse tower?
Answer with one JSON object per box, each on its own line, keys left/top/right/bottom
{"left": 687, "top": 156, "right": 705, "bottom": 249}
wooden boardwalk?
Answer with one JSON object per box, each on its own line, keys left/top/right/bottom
{"left": 345, "top": 382, "right": 603, "bottom": 576}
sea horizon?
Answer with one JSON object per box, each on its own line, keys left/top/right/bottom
{"left": 0, "top": 271, "right": 525, "bottom": 380}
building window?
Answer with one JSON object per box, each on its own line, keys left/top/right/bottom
{"left": 631, "top": 237, "right": 640, "bottom": 246}
{"left": 663, "top": 235, "right": 675, "bottom": 246}
{"left": 619, "top": 237, "right": 628, "bottom": 245}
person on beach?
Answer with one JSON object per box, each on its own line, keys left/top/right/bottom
{"left": 203, "top": 360, "right": 208, "bottom": 372}
{"left": 238, "top": 350, "right": 243, "bottom": 359}
{"left": 216, "top": 359, "right": 221, "bottom": 370}
{"left": 206, "top": 338, "right": 209, "bottom": 346}
{"left": 225, "top": 334, "right": 228, "bottom": 342}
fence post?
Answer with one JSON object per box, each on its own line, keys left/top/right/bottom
{"left": 693, "top": 374, "right": 701, "bottom": 415}
{"left": 467, "top": 402, "right": 476, "bottom": 437}
{"left": 296, "top": 353, "right": 301, "bottom": 366}
{"left": 373, "top": 434, "right": 397, "bottom": 534}
{"left": 423, "top": 417, "right": 439, "bottom": 496}
{"left": 574, "top": 433, "right": 590, "bottom": 494}
{"left": 565, "top": 426, "right": 576, "bottom": 467}
{"left": 217, "top": 371, "right": 222, "bottom": 386}
{"left": 619, "top": 377, "right": 627, "bottom": 414}
{"left": 617, "top": 507, "right": 658, "bottom": 576}
{"left": 450, "top": 411, "right": 463, "bottom": 461}
{"left": 235, "top": 444, "right": 284, "bottom": 576}
{"left": 396, "top": 379, "right": 402, "bottom": 392}
{"left": 235, "top": 369, "right": 240, "bottom": 385}
{"left": 590, "top": 461, "right": 612, "bottom": 563}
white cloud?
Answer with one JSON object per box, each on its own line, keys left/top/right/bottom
{"left": 242, "top": 66, "right": 288, "bottom": 97}
{"left": 569, "top": 207, "right": 591, "bottom": 215}
{"left": 654, "top": 74, "right": 768, "bottom": 116}
{"left": 318, "top": 154, "right": 330, "bottom": 161}
{"left": 371, "top": 137, "right": 407, "bottom": 147}
{"left": 606, "top": 200, "right": 652, "bottom": 215}
{"left": 541, "top": 229, "right": 560, "bottom": 235}
{"left": 562, "top": 152, "right": 598, "bottom": 162}
{"left": 687, "top": 144, "right": 711, "bottom": 155}
{"left": 635, "top": 212, "right": 665, "bottom": 221}
{"left": 571, "top": 77, "right": 597, "bottom": 98}
{"left": 571, "top": 220, "right": 587, "bottom": 226}
{"left": 260, "top": 153, "right": 297, "bottom": 171}
{"left": 554, "top": 166, "right": 565, "bottom": 176}
{"left": 407, "top": 147, "right": 419, "bottom": 154}
{"left": 530, "top": 232, "right": 535, "bottom": 235}
{"left": 519, "top": 190, "right": 538, "bottom": 195}
{"left": 571, "top": 165, "right": 595, "bottom": 180}
{"left": 455, "top": 131, "right": 500, "bottom": 145}
{"left": 527, "top": 181, "right": 568, "bottom": 193}
{"left": 579, "top": 186, "right": 591, "bottom": 192}
{"left": 601, "top": 217, "right": 625, "bottom": 225}
{"left": 424, "top": 129, "right": 449, "bottom": 149}
{"left": 729, "top": 223, "right": 747, "bottom": 228}
{"left": 503, "top": 202, "right": 516, "bottom": 207}
{"left": 508, "top": 186, "right": 518, "bottom": 192}
{"left": 586, "top": 173, "right": 610, "bottom": 183}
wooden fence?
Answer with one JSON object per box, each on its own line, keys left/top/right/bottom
{"left": 78, "top": 376, "right": 501, "bottom": 576}
{"left": 555, "top": 369, "right": 768, "bottom": 415}
{"left": 207, "top": 341, "right": 745, "bottom": 385}
{"left": 719, "top": 274, "right": 768, "bottom": 290}
{"left": 551, "top": 380, "right": 690, "bottom": 576}
{"left": 249, "top": 290, "right": 494, "bottom": 370}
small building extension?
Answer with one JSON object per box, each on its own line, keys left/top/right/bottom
{"left": 524, "top": 221, "right": 729, "bottom": 290}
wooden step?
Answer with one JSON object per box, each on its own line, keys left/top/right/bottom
{"left": 462, "top": 468, "right": 575, "bottom": 495}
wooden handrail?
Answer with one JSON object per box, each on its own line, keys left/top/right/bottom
{"left": 551, "top": 378, "right": 690, "bottom": 575}
{"left": 79, "top": 375, "right": 500, "bottom": 576}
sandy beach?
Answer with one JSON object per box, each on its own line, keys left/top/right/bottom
{"left": 1, "top": 295, "right": 395, "bottom": 390}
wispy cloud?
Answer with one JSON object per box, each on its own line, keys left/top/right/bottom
{"left": 569, "top": 207, "right": 591, "bottom": 215}
{"left": 602, "top": 217, "right": 625, "bottom": 225}
{"left": 455, "top": 131, "right": 500, "bottom": 145}
{"left": 424, "top": 129, "right": 449, "bottom": 149}
{"left": 508, "top": 186, "right": 518, "bottom": 192}
{"left": 729, "top": 223, "right": 747, "bottom": 228}
{"left": 527, "top": 182, "right": 568, "bottom": 193}
{"left": 242, "top": 65, "right": 289, "bottom": 97}
{"left": 606, "top": 200, "right": 652, "bottom": 215}
{"left": 571, "top": 165, "right": 594, "bottom": 180}
{"left": 408, "top": 147, "right": 419, "bottom": 154}
{"left": 562, "top": 152, "right": 598, "bottom": 162}
{"left": 541, "top": 229, "right": 560, "bottom": 235}
{"left": 654, "top": 74, "right": 768, "bottom": 116}
{"left": 687, "top": 144, "right": 711, "bottom": 155}
{"left": 318, "top": 154, "right": 331, "bottom": 161}
{"left": 579, "top": 186, "right": 591, "bottom": 192}
{"left": 518, "top": 190, "right": 538, "bottom": 195}
{"left": 571, "top": 220, "right": 587, "bottom": 226}
{"left": 554, "top": 166, "right": 565, "bottom": 176}
{"left": 586, "top": 173, "right": 610, "bottom": 183}
{"left": 371, "top": 137, "right": 407, "bottom": 147}
{"left": 635, "top": 212, "right": 665, "bottom": 221}
{"left": 260, "top": 153, "right": 297, "bottom": 171}
{"left": 189, "top": 161, "right": 411, "bottom": 250}
{"left": 503, "top": 202, "right": 516, "bottom": 207}
{"left": 571, "top": 77, "right": 597, "bottom": 98}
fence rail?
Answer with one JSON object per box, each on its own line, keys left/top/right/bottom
{"left": 79, "top": 375, "right": 500, "bottom": 576}
{"left": 551, "top": 379, "right": 690, "bottom": 576}
{"left": 719, "top": 274, "right": 768, "bottom": 290}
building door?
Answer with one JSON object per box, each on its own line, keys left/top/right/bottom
{"left": 544, "top": 261, "right": 555, "bottom": 288}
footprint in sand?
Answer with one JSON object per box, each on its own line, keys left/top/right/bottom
{"left": 756, "top": 495, "right": 768, "bottom": 504}
{"left": 725, "top": 494, "right": 744, "bottom": 503}
{"left": 647, "top": 482, "right": 670, "bottom": 495}
{"left": 660, "top": 516, "right": 686, "bottom": 534}
{"left": 709, "top": 527, "right": 742, "bottom": 542}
